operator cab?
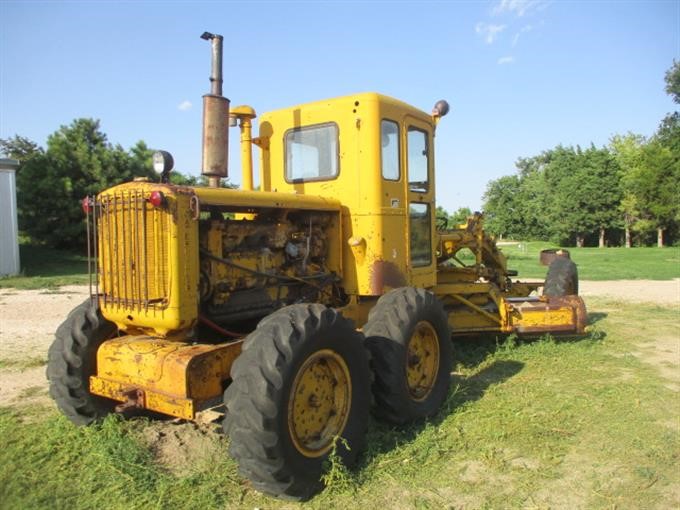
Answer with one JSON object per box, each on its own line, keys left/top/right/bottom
{"left": 258, "top": 93, "right": 448, "bottom": 295}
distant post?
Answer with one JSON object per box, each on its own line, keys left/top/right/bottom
{"left": 0, "top": 158, "right": 20, "bottom": 276}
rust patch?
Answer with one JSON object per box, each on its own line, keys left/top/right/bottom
{"left": 115, "top": 387, "right": 145, "bottom": 414}
{"left": 539, "top": 249, "right": 571, "bottom": 266}
{"left": 553, "top": 295, "right": 588, "bottom": 334}
{"left": 368, "top": 260, "right": 406, "bottom": 295}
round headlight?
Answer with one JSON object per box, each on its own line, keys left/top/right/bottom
{"left": 152, "top": 150, "right": 174, "bottom": 175}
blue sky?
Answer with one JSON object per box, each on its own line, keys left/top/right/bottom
{"left": 1, "top": 0, "right": 678, "bottom": 212}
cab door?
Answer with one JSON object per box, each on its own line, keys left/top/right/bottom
{"left": 404, "top": 116, "right": 436, "bottom": 288}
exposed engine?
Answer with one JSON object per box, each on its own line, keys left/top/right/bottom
{"left": 198, "top": 209, "right": 338, "bottom": 323}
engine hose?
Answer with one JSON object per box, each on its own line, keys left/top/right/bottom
{"left": 198, "top": 315, "right": 244, "bottom": 338}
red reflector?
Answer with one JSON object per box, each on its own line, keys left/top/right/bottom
{"left": 81, "top": 197, "right": 93, "bottom": 214}
{"left": 149, "top": 191, "right": 165, "bottom": 207}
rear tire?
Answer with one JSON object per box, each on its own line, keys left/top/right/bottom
{"left": 47, "top": 298, "right": 117, "bottom": 425}
{"left": 223, "top": 304, "right": 371, "bottom": 501}
{"left": 364, "top": 287, "right": 452, "bottom": 424}
{"left": 543, "top": 257, "right": 579, "bottom": 296}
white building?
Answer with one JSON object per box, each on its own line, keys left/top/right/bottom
{"left": 0, "top": 158, "right": 20, "bottom": 276}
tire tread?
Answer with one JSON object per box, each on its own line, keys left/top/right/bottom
{"left": 364, "top": 287, "right": 452, "bottom": 424}
{"left": 543, "top": 257, "right": 579, "bottom": 297}
{"left": 223, "top": 304, "right": 370, "bottom": 501}
{"left": 47, "top": 298, "right": 116, "bottom": 426}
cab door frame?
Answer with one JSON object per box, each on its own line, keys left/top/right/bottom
{"left": 403, "top": 115, "right": 436, "bottom": 288}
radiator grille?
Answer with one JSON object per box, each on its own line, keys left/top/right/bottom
{"left": 95, "top": 190, "right": 171, "bottom": 311}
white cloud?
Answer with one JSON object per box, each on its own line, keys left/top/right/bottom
{"left": 497, "top": 56, "right": 515, "bottom": 65}
{"left": 512, "top": 24, "right": 533, "bottom": 47}
{"left": 492, "top": 0, "right": 546, "bottom": 17}
{"left": 178, "top": 100, "right": 192, "bottom": 111}
{"left": 475, "top": 22, "right": 506, "bottom": 44}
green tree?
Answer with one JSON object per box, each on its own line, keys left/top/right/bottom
{"left": 483, "top": 153, "right": 555, "bottom": 242}
{"left": 543, "top": 145, "right": 622, "bottom": 247}
{"left": 517, "top": 155, "right": 552, "bottom": 240}
{"left": 664, "top": 59, "right": 680, "bottom": 103}
{"left": 449, "top": 206, "right": 473, "bottom": 225}
{"left": 610, "top": 133, "right": 646, "bottom": 247}
{"left": 583, "top": 146, "right": 623, "bottom": 247}
{"left": 482, "top": 175, "right": 522, "bottom": 239}
{"left": 484, "top": 145, "right": 623, "bottom": 246}
{"left": 638, "top": 60, "right": 680, "bottom": 246}
{"left": 435, "top": 206, "right": 475, "bottom": 230}
{"left": 9, "top": 119, "right": 155, "bottom": 248}
{"left": 542, "top": 146, "right": 586, "bottom": 246}
{"left": 0, "top": 135, "right": 43, "bottom": 160}
{"left": 635, "top": 140, "right": 679, "bottom": 247}
{"left": 169, "top": 171, "right": 200, "bottom": 185}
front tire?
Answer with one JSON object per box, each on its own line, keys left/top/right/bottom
{"left": 364, "top": 287, "right": 452, "bottom": 424}
{"left": 223, "top": 304, "right": 371, "bottom": 501}
{"left": 47, "top": 298, "right": 117, "bottom": 425}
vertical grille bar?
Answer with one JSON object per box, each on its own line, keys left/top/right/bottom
{"left": 96, "top": 189, "right": 170, "bottom": 310}
{"left": 114, "top": 193, "right": 121, "bottom": 310}
{"left": 106, "top": 196, "right": 114, "bottom": 308}
{"left": 85, "top": 196, "right": 93, "bottom": 300}
{"left": 154, "top": 204, "right": 160, "bottom": 297}
{"left": 134, "top": 191, "right": 141, "bottom": 312}
{"left": 121, "top": 192, "right": 129, "bottom": 309}
{"left": 131, "top": 191, "right": 137, "bottom": 310}
{"left": 142, "top": 193, "right": 149, "bottom": 311}
{"left": 97, "top": 197, "right": 104, "bottom": 306}
{"left": 93, "top": 196, "right": 100, "bottom": 305}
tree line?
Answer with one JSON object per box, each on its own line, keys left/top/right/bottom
{"left": 482, "top": 61, "right": 679, "bottom": 247}
{"left": 0, "top": 119, "right": 211, "bottom": 249}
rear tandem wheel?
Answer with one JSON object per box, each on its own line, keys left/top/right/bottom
{"left": 364, "top": 287, "right": 452, "bottom": 424}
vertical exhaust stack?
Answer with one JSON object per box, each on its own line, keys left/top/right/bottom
{"left": 200, "top": 32, "right": 230, "bottom": 188}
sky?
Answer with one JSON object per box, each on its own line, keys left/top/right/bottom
{"left": 1, "top": 0, "right": 678, "bottom": 213}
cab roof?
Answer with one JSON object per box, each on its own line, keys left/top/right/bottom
{"left": 261, "top": 92, "right": 432, "bottom": 123}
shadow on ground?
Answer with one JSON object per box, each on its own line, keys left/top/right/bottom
{"left": 361, "top": 358, "right": 524, "bottom": 465}
{"left": 587, "top": 312, "right": 608, "bottom": 325}
{"left": 359, "top": 321, "right": 604, "bottom": 468}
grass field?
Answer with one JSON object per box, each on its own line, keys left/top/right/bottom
{"left": 2, "top": 297, "right": 678, "bottom": 509}
{"left": 0, "top": 245, "right": 90, "bottom": 289}
{"left": 498, "top": 242, "right": 680, "bottom": 281}
{"left": 1, "top": 243, "right": 679, "bottom": 290}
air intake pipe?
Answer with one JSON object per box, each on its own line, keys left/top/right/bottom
{"left": 200, "top": 32, "right": 230, "bottom": 188}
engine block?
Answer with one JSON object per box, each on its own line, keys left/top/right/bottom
{"left": 199, "top": 210, "right": 336, "bottom": 322}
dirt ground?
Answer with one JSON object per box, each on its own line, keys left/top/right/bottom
{"left": 0, "top": 286, "right": 90, "bottom": 407}
{"left": 0, "top": 280, "right": 678, "bottom": 408}
{"left": 579, "top": 278, "right": 680, "bottom": 305}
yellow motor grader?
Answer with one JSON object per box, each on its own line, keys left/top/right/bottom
{"left": 47, "top": 32, "right": 586, "bottom": 500}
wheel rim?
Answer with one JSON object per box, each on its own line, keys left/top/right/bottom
{"left": 288, "top": 348, "right": 352, "bottom": 458}
{"left": 405, "top": 321, "right": 440, "bottom": 401}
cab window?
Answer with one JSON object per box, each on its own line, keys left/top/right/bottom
{"left": 408, "top": 127, "right": 429, "bottom": 192}
{"left": 409, "top": 202, "right": 432, "bottom": 266}
{"left": 381, "top": 120, "right": 400, "bottom": 181}
{"left": 285, "top": 123, "right": 339, "bottom": 182}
